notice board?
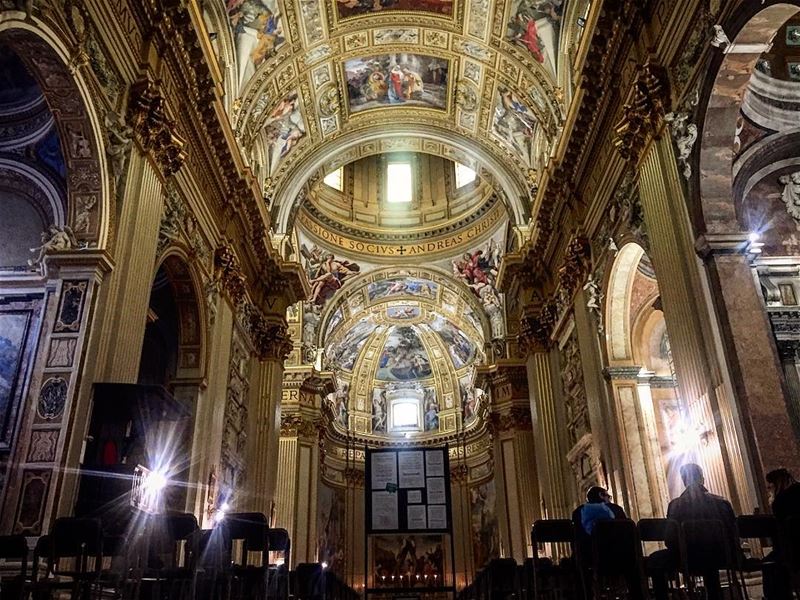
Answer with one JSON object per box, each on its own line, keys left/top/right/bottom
{"left": 365, "top": 446, "right": 452, "bottom": 534}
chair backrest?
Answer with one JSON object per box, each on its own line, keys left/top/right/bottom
{"left": 294, "top": 562, "right": 324, "bottom": 598}
{"left": 165, "top": 513, "right": 199, "bottom": 541}
{"left": 0, "top": 534, "right": 28, "bottom": 584}
{"left": 592, "top": 519, "right": 643, "bottom": 576}
{"left": 681, "top": 519, "right": 736, "bottom": 571}
{"left": 736, "top": 514, "right": 778, "bottom": 540}
{"left": 780, "top": 516, "right": 800, "bottom": 570}
{"left": 486, "top": 558, "right": 518, "bottom": 593}
{"left": 637, "top": 518, "right": 678, "bottom": 543}
{"left": 50, "top": 517, "right": 103, "bottom": 576}
{"left": 268, "top": 527, "right": 291, "bottom": 565}
{"left": 226, "top": 512, "right": 269, "bottom": 550}
{"left": 531, "top": 518, "right": 573, "bottom": 553}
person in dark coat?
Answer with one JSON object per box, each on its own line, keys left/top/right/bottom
{"left": 650, "top": 463, "right": 738, "bottom": 600}
{"left": 763, "top": 468, "right": 800, "bottom": 600}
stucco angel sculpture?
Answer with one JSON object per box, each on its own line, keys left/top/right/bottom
{"left": 28, "top": 225, "right": 78, "bottom": 268}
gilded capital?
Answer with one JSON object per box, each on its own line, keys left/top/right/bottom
{"left": 127, "top": 75, "right": 187, "bottom": 176}
{"left": 249, "top": 312, "right": 293, "bottom": 362}
{"left": 518, "top": 302, "right": 557, "bottom": 355}
{"left": 214, "top": 244, "right": 248, "bottom": 306}
{"left": 613, "top": 61, "right": 671, "bottom": 163}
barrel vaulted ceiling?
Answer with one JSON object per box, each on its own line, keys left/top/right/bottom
{"left": 203, "top": 0, "right": 593, "bottom": 237}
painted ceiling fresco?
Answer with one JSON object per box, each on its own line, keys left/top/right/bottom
{"left": 214, "top": 0, "right": 592, "bottom": 229}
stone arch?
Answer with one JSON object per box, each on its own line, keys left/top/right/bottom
{"left": 605, "top": 242, "right": 646, "bottom": 363}
{"left": 0, "top": 19, "right": 111, "bottom": 248}
{"left": 271, "top": 126, "right": 531, "bottom": 235}
{"left": 694, "top": 1, "right": 800, "bottom": 234}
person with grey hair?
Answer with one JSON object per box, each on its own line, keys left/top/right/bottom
{"left": 649, "top": 463, "right": 738, "bottom": 600}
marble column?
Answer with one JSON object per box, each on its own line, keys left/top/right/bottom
{"left": 92, "top": 151, "right": 164, "bottom": 382}
{"left": 700, "top": 244, "right": 800, "bottom": 482}
{"left": 525, "top": 351, "right": 575, "bottom": 521}
{"left": 484, "top": 366, "right": 540, "bottom": 562}
{"left": 244, "top": 317, "right": 292, "bottom": 516}
{"left": 636, "top": 132, "right": 753, "bottom": 511}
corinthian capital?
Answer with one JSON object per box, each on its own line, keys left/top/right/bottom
{"left": 127, "top": 75, "right": 186, "bottom": 176}
{"left": 613, "top": 61, "right": 671, "bottom": 163}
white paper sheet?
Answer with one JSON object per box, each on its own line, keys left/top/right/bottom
{"left": 407, "top": 504, "right": 427, "bottom": 529}
{"left": 427, "top": 476, "right": 446, "bottom": 504}
{"left": 407, "top": 490, "right": 423, "bottom": 504}
{"left": 398, "top": 451, "right": 425, "bottom": 488}
{"left": 371, "top": 491, "right": 399, "bottom": 530}
{"left": 427, "top": 504, "right": 447, "bottom": 529}
{"left": 425, "top": 450, "right": 445, "bottom": 477}
{"left": 371, "top": 452, "right": 397, "bottom": 490}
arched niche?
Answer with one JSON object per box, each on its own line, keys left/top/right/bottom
{"left": 140, "top": 252, "right": 207, "bottom": 385}
{"left": 695, "top": 2, "right": 800, "bottom": 235}
{"left": 0, "top": 19, "right": 111, "bottom": 248}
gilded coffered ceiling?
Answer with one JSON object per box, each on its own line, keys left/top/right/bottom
{"left": 202, "top": 0, "right": 593, "bottom": 236}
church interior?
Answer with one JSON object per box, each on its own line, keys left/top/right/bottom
{"left": 1, "top": 0, "right": 800, "bottom": 598}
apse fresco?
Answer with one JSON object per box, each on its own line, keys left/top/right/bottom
{"left": 428, "top": 315, "right": 475, "bottom": 368}
{"left": 470, "top": 480, "right": 500, "bottom": 569}
{"left": 368, "top": 277, "right": 438, "bottom": 301}
{"left": 325, "top": 306, "right": 345, "bottom": 338}
{"left": 336, "top": 0, "right": 453, "bottom": 19}
{"left": 263, "top": 92, "right": 306, "bottom": 175}
{"left": 302, "top": 243, "right": 362, "bottom": 306}
{"left": 327, "top": 318, "right": 376, "bottom": 371}
{"left": 387, "top": 304, "right": 421, "bottom": 320}
{"left": 226, "top": 0, "right": 285, "bottom": 83}
{"left": 376, "top": 326, "right": 432, "bottom": 381}
{"left": 506, "top": 0, "right": 564, "bottom": 75}
{"left": 491, "top": 86, "right": 539, "bottom": 170}
{"left": 0, "top": 313, "right": 29, "bottom": 438}
{"left": 318, "top": 483, "right": 346, "bottom": 576}
{"left": 344, "top": 54, "right": 449, "bottom": 114}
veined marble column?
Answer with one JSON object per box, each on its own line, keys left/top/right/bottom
{"left": 245, "top": 318, "right": 292, "bottom": 516}
{"left": 700, "top": 244, "right": 800, "bottom": 481}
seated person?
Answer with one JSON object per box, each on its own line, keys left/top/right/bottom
{"left": 763, "top": 468, "right": 800, "bottom": 600}
{"left": 650, "top": 463, "right": 738, "bottom": 600}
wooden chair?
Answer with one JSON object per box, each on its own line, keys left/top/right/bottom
{"left": 0, "top": 534, "right": 28, "bottom": 600}
{"left": 591, "top": 519, "right": 647, "bottom": 600}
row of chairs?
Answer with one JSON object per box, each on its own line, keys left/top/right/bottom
{"left": 0, "top": 512, "right": 291, "bottom": 599}
{"left": 458, "top": 515, "right": 800, "bottom": 600}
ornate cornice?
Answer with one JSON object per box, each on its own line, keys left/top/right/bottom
{"left": 613, "top": 61, "right": 671, "bottom": 164}
{"left": 127, "top": 75, "right": 187, "bottom": 177}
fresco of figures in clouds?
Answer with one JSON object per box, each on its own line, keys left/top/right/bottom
{"left": 506, "top": 0, "right": 565, "bottom": 75}
{"left": 491, "top": 86, "right": 539, "bottom": 171}
{"left": 225, "top": 0, "right": 285, "bottom": 84}
{"left": 377, "top": 326, "right": 432, "bottom": 381}
{"left": 261, "top": 92, "right": 306, "bottom": 175}
{"left": 336, "top": 0, "right": 453, "bottom": 20}
{"left": 344, "top": 54, "right": 449, "bottom": 114}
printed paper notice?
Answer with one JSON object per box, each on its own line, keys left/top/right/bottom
{"left": 371, "top": 491, "right": 398, "bottom": 530}
{"left": 425, "top": 450, "right": 445, "bottom": 476}
{"left": 427, "top": 476, "right": 446, "bottom": 504}
{"left": 371, "top": 453, "right": 397, "bottom": 490}
{"left": 428, "top": 504, "right": 447, "bottom": 529}
{"left": 398, "top": 451, "right": 425, "bottom": 488}
{"left": 407, "top": 490, "right": 423, "bottom": 504}
{"left": 407, "top": 505, "right": 427, "bottom": 529}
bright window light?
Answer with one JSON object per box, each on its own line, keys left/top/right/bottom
{"left": 455, "top": 163, "right": 476, "bottom": 188}
{"left": 386, "top": 162, "right": 412, "bottom": 204}
{"left": 323, "top": 167, "right": 343, "bottom": 191}
{"left": 392, "top": 400, "right": 418, "bottom": 428}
